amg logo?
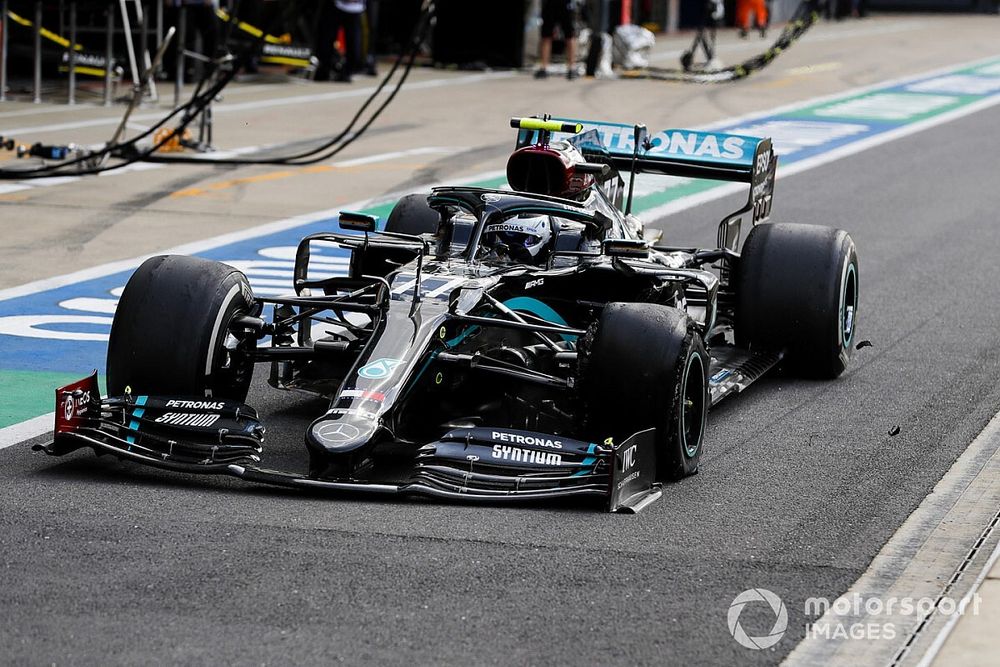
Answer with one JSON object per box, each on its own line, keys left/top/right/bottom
{"left": 491, "top": 431, "right": 562, "bottom": 449}
{"left": 492, "top": 445, "right": 562, "bottom": 466}
{"left": 525, "top": 278, "right": 544, "bottom": 289}
{"left": 154, "top": 412, "right": 222, "bottom": 428}
{"left": 165, "top": 400, "right": 226, "bottom": 410}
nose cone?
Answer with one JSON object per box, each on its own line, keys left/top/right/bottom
{"left": 306, "top": 415, "right": 379, "bottom": 477}
{"left": 309, "top": 416, "right": 377, "bottom": 453}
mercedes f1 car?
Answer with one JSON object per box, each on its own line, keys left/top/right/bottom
{"left": 38, "top": 116, "right": 859, "bottom": 512}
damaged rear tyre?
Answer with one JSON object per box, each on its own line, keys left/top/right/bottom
{"left": 579, "top": 303, "right": 708, "bottom": 481}
{"left": 736, "top": 223, "right": 859, "bottom": 378}
{"left": 107, "top": 255, "right": 258, "bottom": 401}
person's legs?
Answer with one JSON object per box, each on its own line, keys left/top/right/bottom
{"left": 755, "top": 0, "right": 768, "bottom": 34}
{"left": 315, "top": 1, "right": 336, "bottom": 81}
{"left": 537, "top": 0, "right": 557, "bottom": 76}
{"left": 561, "top": 5, "right": 577, "bottom": 78}
{"left": 326, "top": 9, "right": 356, "bottom": 81}
{"left": 342, "top": 9, "right": 363, "bottom": 75}
{"left": 539, "top": 38, "right": 552, "bottom": 69}
{"left": 736, "top": 0, "right": 751, "bottom": 36}
{"left": 194, "top": 6, "right": 219, "bottom": 61}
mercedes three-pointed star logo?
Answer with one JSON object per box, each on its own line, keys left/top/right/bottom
{"left": 315, "top": 422, "right": 363, "bottom": 444}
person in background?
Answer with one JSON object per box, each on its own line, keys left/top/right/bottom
{"left": 535, "top": 0, "right": 578, "bottom": 80}
{"left": 166, "top": 0, "right": 221, "bottom": 80}
{"left": 736, "top": 0, "right": 768, "bottom": 38}
{"left": 315, "top": 0, "right": 365, "bottom": 82}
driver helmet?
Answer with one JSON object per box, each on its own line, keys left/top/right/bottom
{"left": 480, "top": 214, "right": 554, "bottom": 265}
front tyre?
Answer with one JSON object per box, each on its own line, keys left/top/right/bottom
{"left": 579, "top": 303, "right": 708, "bottom": 481}
{"left": 736, "top": 223, "right": 859, "bottom": 378}
{"left": 384, "top": 193, "right": 440, "bottom": 235}
{"left": 107, "top": 255, "right": 258, "bottom": 401}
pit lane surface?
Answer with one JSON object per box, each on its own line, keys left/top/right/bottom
{"left": 3, "top": 83, "right": 1000, "bottom": 665}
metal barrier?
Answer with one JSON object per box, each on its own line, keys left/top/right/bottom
{"left": 0, "top": 0, "right": 6, "bottom": 101}
{"left": 0, "top": 0, "right": 158, "bottom": 105}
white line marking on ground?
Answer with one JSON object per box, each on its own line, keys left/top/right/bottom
{"left": 915, "top": 537, "right": 1000, "bottom": 667}
{"left": 0, "top": 413, "right": 53, "bottom": 449}
{"left": 1, "top": 71, "right": 517, "bottom": 136}
{"left": 0, "top": 104, "right": 91, "bottom": 119}
{"left": 647, "top": 19, "right": 926, "bottom": 64}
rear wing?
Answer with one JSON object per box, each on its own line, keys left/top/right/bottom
{"left": 514, "top": 118, "right": 776, "bottom": 252}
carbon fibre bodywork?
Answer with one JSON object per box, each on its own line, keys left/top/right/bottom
{"left": 37, "top": 117, "right": 791, "bottom": 513}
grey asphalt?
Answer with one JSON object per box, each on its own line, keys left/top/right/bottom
{"left": 3, "top": 106, "right": 1000, "bottom": 667}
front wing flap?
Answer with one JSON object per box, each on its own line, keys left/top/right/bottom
{"left": 37, "top": 377, "right": 662, "bottom": 513}
{"left": 37, "top": 373, "right": 264, "bottom": 472}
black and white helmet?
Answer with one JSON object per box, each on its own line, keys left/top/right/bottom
{"left": 480, "top": 214, "right": 554, "bottom": 265}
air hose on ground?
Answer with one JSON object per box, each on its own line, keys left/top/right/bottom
{"left": 0, "top": 0, "right": 436, "bottom": 179}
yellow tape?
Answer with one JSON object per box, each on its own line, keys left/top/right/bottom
{"left": 260, "top": 56, "right": 311, "bottom": 68}
{"left": 215, "top": 9, "right": 288, "bottom": 45}
{"left": 517, "top": 118, "right": 583, "bottom": 134}
{"left": 7, "top": 10, "right": 30, "bottom": 27}
{"left": 6, "top": 11, "right": 83, "bottom": 50}
{"left": 57, "top": 65, "right": 109, "bottom": 78}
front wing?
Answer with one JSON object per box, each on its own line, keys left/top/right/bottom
{"left": 36, "top": 374, "right": 662, "bottom": 513}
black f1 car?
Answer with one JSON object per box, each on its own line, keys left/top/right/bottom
{"left": 38, "top": 116, "right": 859, "bottom": 512}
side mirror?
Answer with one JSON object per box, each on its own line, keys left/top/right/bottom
{"left": 603, "top": 238, "right": 650, "bottom": 259}
{"left": 575, "top": 162, "right": 612, "bottom": 177}
{"left": 339, "top": 211, "right": 378, "bottom": 233}
{"left": 634, "top": 124, "right": 651, "bottom": 152}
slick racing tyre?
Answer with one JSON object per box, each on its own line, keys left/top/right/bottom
{"left": 385, "top": 193, "right": 441, "bottom": 235}
{"left": 736, "top": 223, "right": 859, "bottom": 378}
{"left": 351, "top": 194, "right": 440, "bottom": 279}
{"left": 579, "top": 303, "right": 708, "bottom": 481}
{"left": 107, "top": 255, "right": 258, "bottom": 401}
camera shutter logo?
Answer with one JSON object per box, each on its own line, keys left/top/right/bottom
{"left": 727, "top": 588, "right": 788, "bottom": 649}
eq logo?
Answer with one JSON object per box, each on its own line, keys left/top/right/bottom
{"left": 621, "top": 445, "right": 637, "bottom": 472}
{"left": 727, "top": 588, "right": 788, "bottom": 650}
{"left": 357, "top": 358, "right": 402, "bottom": 380}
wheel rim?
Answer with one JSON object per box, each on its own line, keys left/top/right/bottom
{"left": 205, "top": 281, "right": 255, "bottom": 399}
{"left": 215, "top": 322, "right": 254, "bottom": 394}
{"left": 681, "top": 350, "right": 706, "bottom": 458}
{"left": 840, "top": 262, "right": 858, "bottom": 349}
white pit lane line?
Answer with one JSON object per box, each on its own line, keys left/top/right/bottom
{"left": 2, "top": 144, "right": 458, "bottom": 192}
{"left": 3, "top": 55, "right": 1000, "bottom": 450}
{"left": 784, "top": 410, "right": 1000, "bottom": 667}
{"left": 915, "top": 537, "right": 1000, "bottom": 667}
{"left": 0, "top": 71, "right": 517, "bottom": 136}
